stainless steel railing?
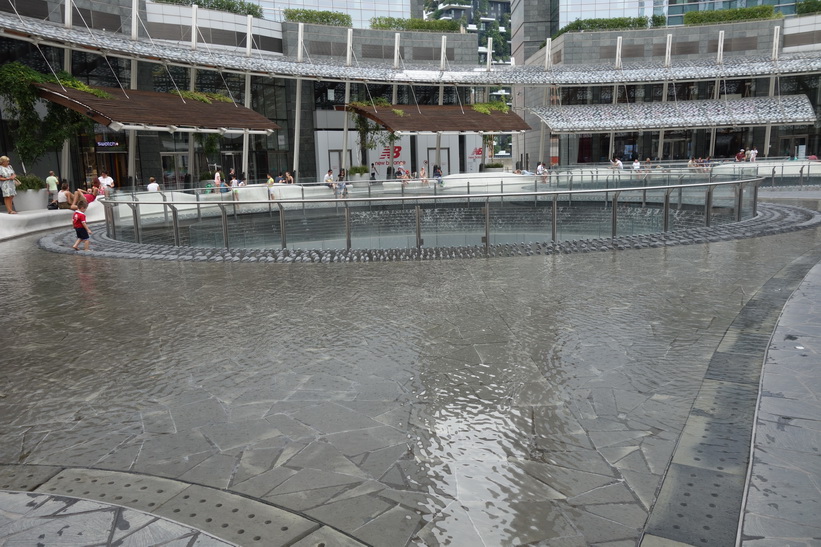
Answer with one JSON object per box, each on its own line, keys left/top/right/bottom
{"left": 102, "top": 177, "right": 763, "bottom": 253}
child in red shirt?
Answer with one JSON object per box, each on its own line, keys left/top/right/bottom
{"left": 71, "top": 204, "right": 92, "bottom": 251}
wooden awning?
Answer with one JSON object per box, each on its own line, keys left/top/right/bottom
{"left": 35, "top": 83, "right": 280, "bottom": 134}
{"left": 342, "top": 104, "right": 530, "bottom": 134}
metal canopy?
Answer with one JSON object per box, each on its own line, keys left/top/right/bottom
{"left": 35, "top": 83, "right": 280, "bottom": 134}
{"left": 343, "top": 104, "right": 530, "bottom": 134}
{"left": 532, "top": 95, "right": 817, "bottom": 133}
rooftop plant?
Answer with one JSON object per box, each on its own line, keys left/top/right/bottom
{"left": 284, "top": 9, "right": 352, "bottom": 27}
{"left": 552, "top": 16, "right": 657, "bottom": 39}
{"left": 370, "top": 17, "right": 461, "bottom": 32}
{"left": 683, "top": 5, "right": 779, "bottom": 25}
{"left": 796, "top": 0, "right": 821, "bottom": 14}
{"left": 154, "top": 0, "right": 263, "bottom": 19}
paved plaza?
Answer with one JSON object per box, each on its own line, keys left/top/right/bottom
{"left": 0, "top": 191, "right": 819, "bottom": 546}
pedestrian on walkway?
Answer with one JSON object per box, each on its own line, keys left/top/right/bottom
{"left": 46, "top": 170, "right": 59, "bottom": 204}
{"left": 71, "top": 203, "right": 92, "bottom": 251}
{"left": 0, "top": 155, "right": 18, "bottom": 214}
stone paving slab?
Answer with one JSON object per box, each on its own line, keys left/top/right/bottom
{"left": 1, "top": 193, "right": 821, "bottom": 546}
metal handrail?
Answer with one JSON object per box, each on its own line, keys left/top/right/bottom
{"left": 103, "top": 178, "right": 763, "bottom": 253}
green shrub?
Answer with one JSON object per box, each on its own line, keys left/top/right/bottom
{"left": 797, "top": 0, "right": 821, "bottom": 15}
{"left": 484, "top": 162, "right": 504, "bottom": 169}
{"left": 472, "top": 101, "right": 509, "bottom": 115}
{"left": 155, "top": 0, "right": 263, "bottom": 18}
{"left": 683, "top": 5, "right": 778, "bottom": 25}
{"left": 370, "top": 17, "right": 461, "bottom": 32}
{"left": 651, "top": 14, "right": 666, "bottom": 28}
{"left": 284, "top": 9, "right": 352, "bottom": 27}
{"left": 15, "top": 173, "right": 45, "bottom": 191}
{"left": 349, "top": 165, "right": 369, "bottom": 175}
{"left": 553, "top": 16, "right": 651, "bottom": 39}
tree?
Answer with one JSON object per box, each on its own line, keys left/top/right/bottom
{"left": 0, "top": 62, "right": 95, "bottom": 171}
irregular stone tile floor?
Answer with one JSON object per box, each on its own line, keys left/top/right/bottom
{"left": 0, "top": 190, "right": 818, "bottom": 546}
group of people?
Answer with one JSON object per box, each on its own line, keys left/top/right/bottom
{"left": 736, "top": 147, "right": 758, "bottom": 162}
{"left": 323, "top": 169, "right": 349, "bottom": 198}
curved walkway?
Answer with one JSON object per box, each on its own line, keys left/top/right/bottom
{"left": 0, "top": 190, "right": 819, "bottom": 546}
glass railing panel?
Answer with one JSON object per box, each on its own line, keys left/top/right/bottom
{"left": 710, "top": 185, "right": 738, "bottom": 225}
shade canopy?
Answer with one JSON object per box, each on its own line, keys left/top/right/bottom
{"left": 35, "top": 83, "right": 280, "bottom": 134}
{"left": 342, "top": 104, "right": 530, "bottom": 134}
{"left": 532, "top": 95, "right": 816, "bottom": 134}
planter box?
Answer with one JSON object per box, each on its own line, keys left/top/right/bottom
{"left": 13, "top": 189, "right": 49, "bottom": 211}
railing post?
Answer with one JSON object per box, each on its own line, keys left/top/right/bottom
{"left": 500, "top": 179, "right": 504, "bottom": 207}
{"left": 415, "top": 205, "right": 423, "bottom": 250}
{"left": 799, "top": 165, "right": 805, "bottom": 188}
{"left": 483, "top": 197, "right": 490, "bottom": 255}
{"left": 534, "top": 180, "right": 537, "bottom": 207}
{"left": 771, "top": 167, "right": 776, "bottom": 188}
{"left": 611, "top": 191, "right": 620, "bottom": 238}
{"left": 344, "top": 203, "right": 352, "bottom": 250}
{"left": 167, "top": 203, "right": 181, "bottom": 246}
{"left": 127, "top": 203, "right": 142, "bottom": 244}
{"left": 103, "top": 201, "right": 116, "bottom": 239}
{"left": 735, "top": 183, "right": 743, "bottom": 222}
{"left": 551, "top": 194, "right": 558, "bottom": 242}
{"left": 278, "top": 203, "right": 287, "bottom": 248}
{"left": 160, "top": 191, "right": 169, "bottom": 224}
{"left": 196, "top": 190, "right": 202, "bottom": 221}
{"left": 663, "top": 188, "right": 673, "bottom": 232}
{"left": 705, "top": 186, "right": 714, "bottom": 227}
{"left": 752, "top": 179, "right": 760, "bottom": 217}
{"left": 218, "top": 203, "right": 230, "bottom": 249}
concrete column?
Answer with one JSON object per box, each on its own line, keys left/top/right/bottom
{"left": 242, "top": 73, "right": 251, "bottom": 180}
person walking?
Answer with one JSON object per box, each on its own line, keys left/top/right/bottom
{"left": 146, "top": 177, "right": 160, "bottom": 191}
{"left": 46, "top": 170, "right": 59, "bottom": 204}
{"left": 71, "top": 203, "right": 92, "bottom": 251}
{"left": 0, "top": 155, "right": 18, "bottom": 214}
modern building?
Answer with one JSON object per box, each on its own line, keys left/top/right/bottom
{"left": 511, "top": 1, "right": 804, "bottom": 67}
{"left": 0, "top": 0, "right": 819, "bottom": 190}
{"left": 512, "top": 14, "right": 821, "bottom": 168}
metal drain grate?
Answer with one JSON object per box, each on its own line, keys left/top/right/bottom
{"left": 36, "top": 468, "right": 188, "bottom": 514}
{"left": 152, "top": 484, "right": 319, "bottom": 545}
{"left": 29, "top": 468, "right": 348, "bottom": 546}
{"left": 0, "top": 465, "right": 62, "bottom": 492}
{"left": 644, "top": 463, "right": 744, "bottom": 546}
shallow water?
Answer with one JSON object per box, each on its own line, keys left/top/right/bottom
{"left": 1, "top": 223, "right": 820, "bottom": 545}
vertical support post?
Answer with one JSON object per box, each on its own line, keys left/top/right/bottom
{"left": 551, "top": 194, "right": 558, "bottom": 242}
{"left": 103, "top": 202, "right": 116, "bottom": 239}
{"left": 292, "top": 24, "right": 304, "bottom": 179}
{"left": 243, "top": 73, "right": 251, "bottom": 180}
{"left": 415, "top": 205, "right": 422, "bottom": 250}
{"left": 246, "top": 14, "right": 253, "bottom": 57}
{"left": 344, "top": 204, "right": 352, "bottom": 250}
{"left": 736, "top": 183, "right": 743, "bottom": 222}
{"left": 168, "top": 204, "right": 180, "bottom": 246}
{"left": 131, "top": 0, "right": 139, "bottom": 38}
{"left": 128, "top": 203, "right": 142, "bottom": 244}
{"left": 191, "top": 4, "right": 198, "bottom": 50}
{"left": 611, "top": 191, "right": 620, "bottom": 238}
{"left": 392, "top": 33, "right": 400, "bottom": 104}
{"left": 219, "top": 204, "right": 230, "bottom": 249}
{"left": 65, "top": 0, "right": 73, "bottom": 28}
{"left": 716, "top": 30, "right": 724, "bottom": 64}
{"left": 278, "top": 203, "right": 287, "bottom": 248}
{"left": 188, "top": 67, "right": 197, "bottom": 188}
{"left": 705, "top": 186, "right": 714, "bottom": 227}
{"left": 484, "top": 198, "right": 490, "bottom": 254}
{"left": 663, "top": 188, "right": 672, "bottom": 232}
{"left": 752, "top": 180, "right": 760, "bottom": 217}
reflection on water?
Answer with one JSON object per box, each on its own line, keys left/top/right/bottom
{"left": 1, "top": 224, "right": 820, "bottom": 545}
